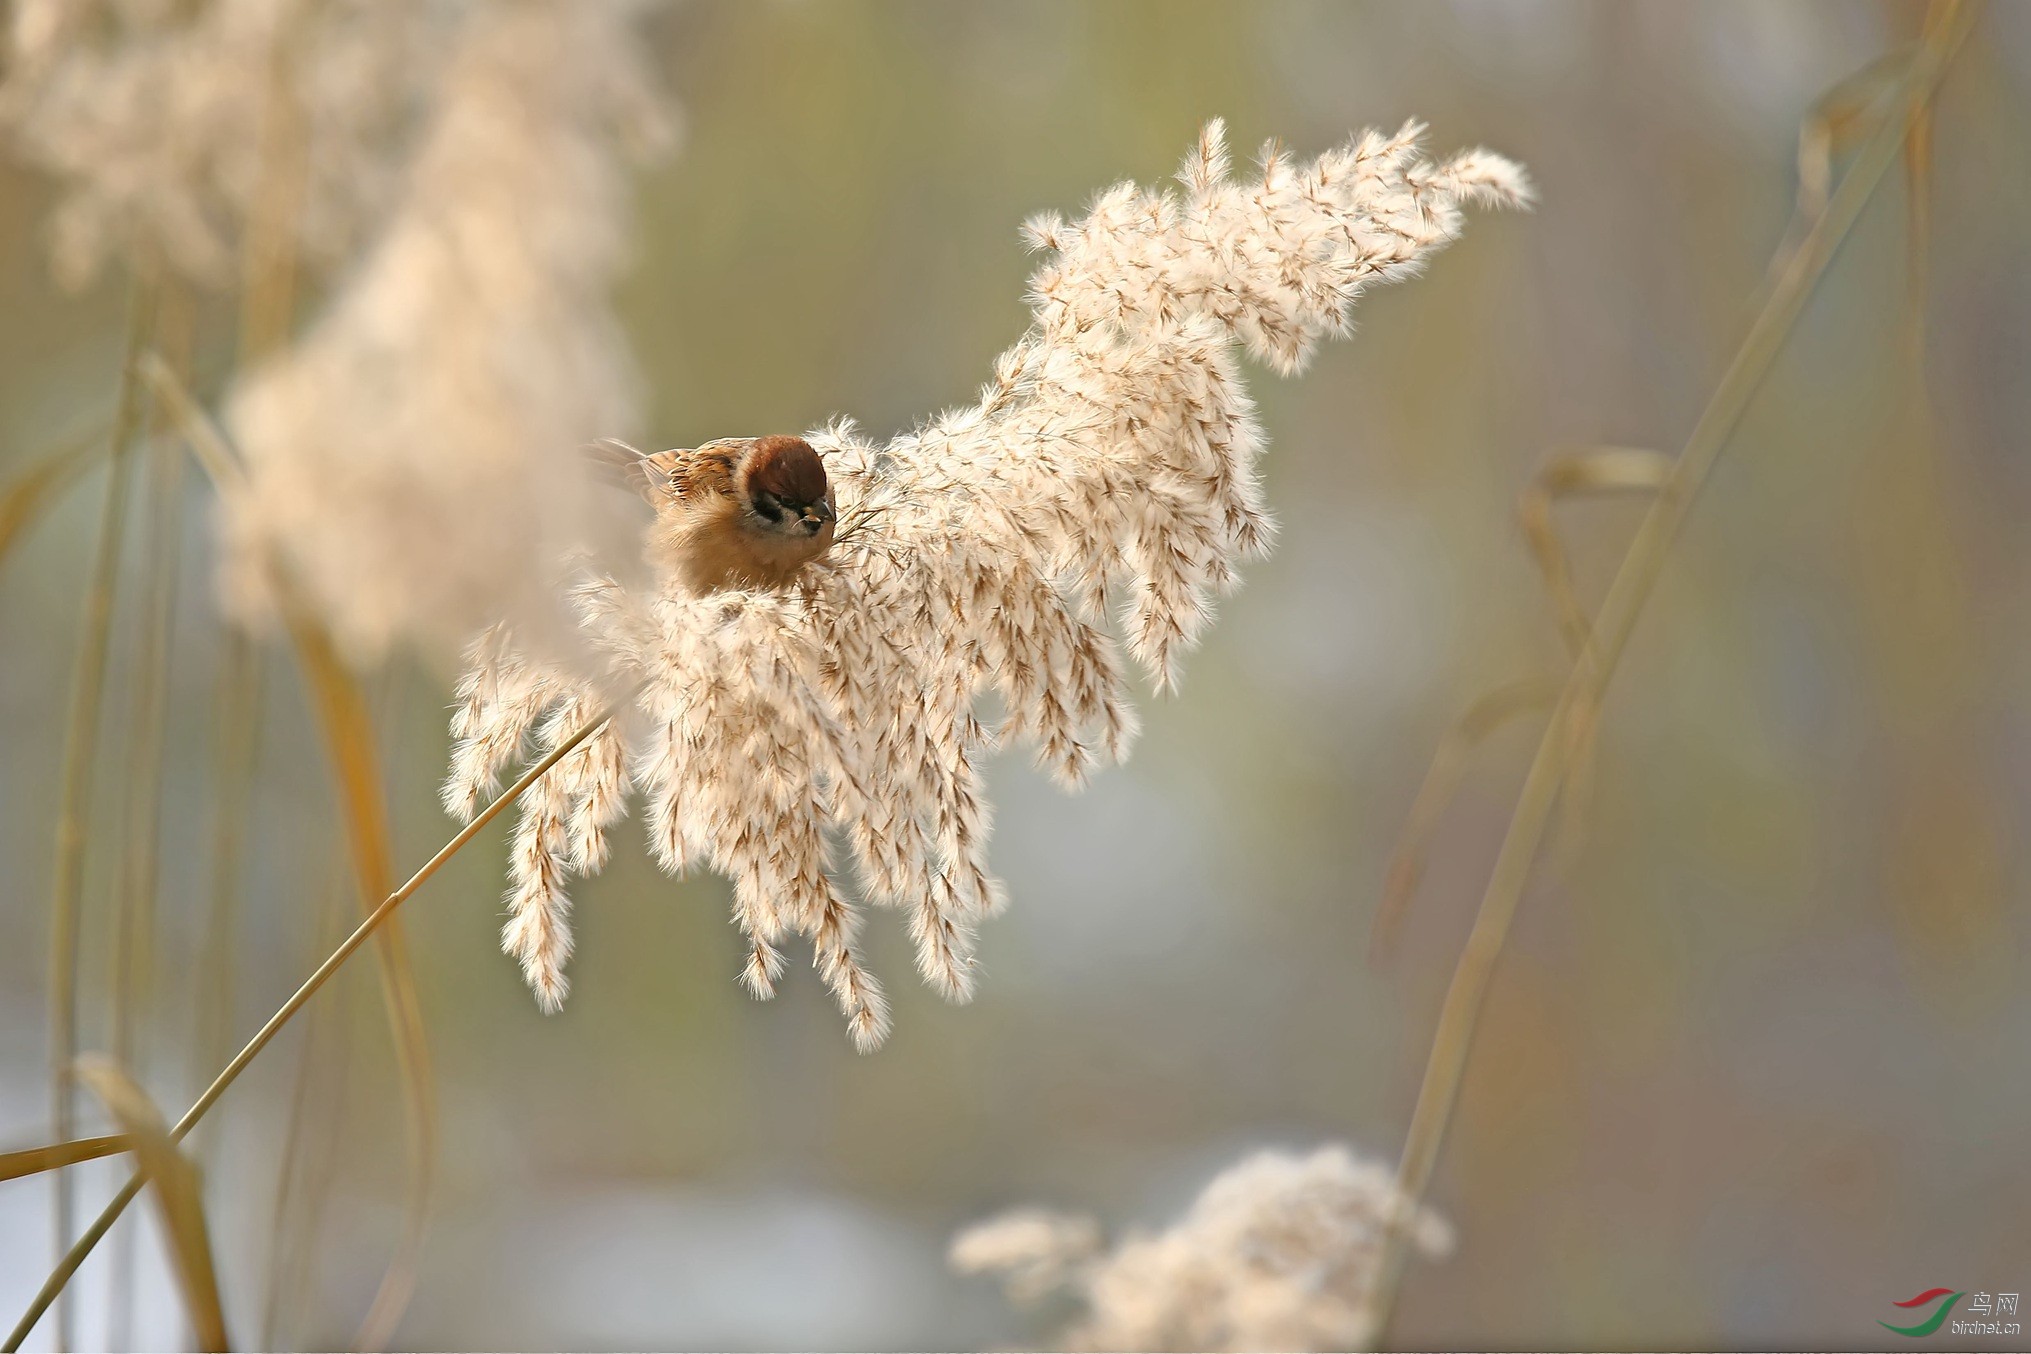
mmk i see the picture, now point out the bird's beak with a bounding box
[806,501,837,528]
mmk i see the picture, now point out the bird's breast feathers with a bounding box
[654,497,828,593]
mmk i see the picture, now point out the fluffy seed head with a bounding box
[219,0,674,664]
[0,0,450,288]
[445,120,1528,1045]
[951,1144,1453,1352]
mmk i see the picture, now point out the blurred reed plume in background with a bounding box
[448,121,1527,1046]
[4,0,672,666]
[224,0,673,665]
[3,0,679,1348]
[0,0,436,291]
[952,1144,1452,1352]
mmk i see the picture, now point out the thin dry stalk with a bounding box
[0,1136,130,1182]
[1368,5,1979,1340]
[0,427,106,569]
[1516,448,1675,659]
[73,1058,230,1353]
[44,274,157,1354]
[1517,445,1676,867]
[144,352,439,1350]
[1370,678,1558,963]
[190,630,262,1149]
[190,2,296,1150]
[1379,450,1675,963]
[1768,48,1910,285]
[285,609,438,1352]
[5,695,622,1351]
[105,281,192,1352]
[260,864,358,1350]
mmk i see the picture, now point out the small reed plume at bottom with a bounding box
[951,1143,1452,1353]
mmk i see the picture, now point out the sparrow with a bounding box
[591,434,838,594]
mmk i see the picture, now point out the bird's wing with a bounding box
[583,438,666,505]
[666,439,749,503]
[584,438,747,508]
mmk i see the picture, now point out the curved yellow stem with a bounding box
[1369,4,1980,1340]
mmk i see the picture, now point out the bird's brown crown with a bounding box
[744,435,828,505]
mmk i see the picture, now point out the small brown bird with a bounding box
[592,434,838,593]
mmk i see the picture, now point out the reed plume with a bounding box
[447,120,1529,1047]
[222,0,673,665]
[0,0,442,289]
[3,0,670,662]
[951,1144,1452,1352]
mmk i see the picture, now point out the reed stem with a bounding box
[0,425,109,571]
[105,280,192,1353]
[284,630,437,1352]
[259,865,356,1349]
[191,631,263,1143]
[1370,4,1978,1340]
[6,700,622,1352]
[44,277,158,1353]
[146,348,442,1348]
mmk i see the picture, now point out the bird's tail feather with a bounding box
[583,438,663,502]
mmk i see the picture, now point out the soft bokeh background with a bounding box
[4,1,2031,1348]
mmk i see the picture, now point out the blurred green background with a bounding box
[4,1,2031,1348]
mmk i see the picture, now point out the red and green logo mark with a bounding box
[1881,1289,1964,1338]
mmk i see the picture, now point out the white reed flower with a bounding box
[949,1208,1103,1305]
[952,1144,1453,1352]
[446,120,1529,1045]
[0,0,446,288]
[221,0,673,664]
